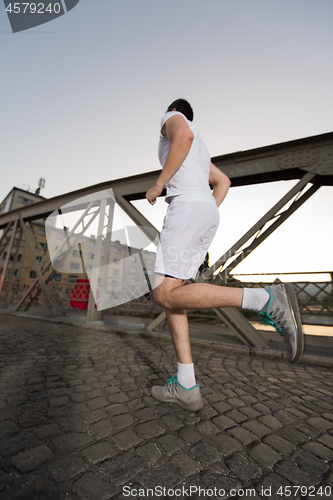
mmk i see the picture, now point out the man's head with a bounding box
[167,99,194,122]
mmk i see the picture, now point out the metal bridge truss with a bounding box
[0,131,332,349]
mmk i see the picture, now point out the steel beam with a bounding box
[0,222,14,255]
[216,179,322,284]
[4,225,23,308]
[98,199,115,312]
[207,172,316,280]
[86,199,107,322]
[2,131,333,231]
[18,215,56,317]
[112,189,160,245]
[0,220,17,296]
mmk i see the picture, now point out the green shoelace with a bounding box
[259,311,285,336]
[165,376,177,385]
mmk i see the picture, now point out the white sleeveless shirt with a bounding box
[158,111,213,203]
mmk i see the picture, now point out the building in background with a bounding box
[0,187,46,280]
[0,187,156,300]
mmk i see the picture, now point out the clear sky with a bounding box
[1,0,332,278]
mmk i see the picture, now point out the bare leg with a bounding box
[154,277,243,370]
[154,277,244,311]
[165,308,192,364]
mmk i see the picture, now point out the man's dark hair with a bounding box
[167,99,194,121]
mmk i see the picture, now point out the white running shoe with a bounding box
[151,376,204,411]
[259,283,304,363]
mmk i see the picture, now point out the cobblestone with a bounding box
[158,433,185,454]
[226,452,262,481]
[263,434,296,454]
[112,429,142,449]
[1,314,333,499]
[10,444,53,473]
[83,442,118,464]
[135,442,161,465]
[178,425,201,444]
[52,431,92,452]
[72,472,116,500]
[99,452,145,486]
[226,426,258,445]
[213,415,235,430]
[48,454,88,482]
[291,448,328,476]
[242,420,272,437]
[169,453,203,477]
[248,442,281,468]
[189,442,221,465]
[275,460,320,487]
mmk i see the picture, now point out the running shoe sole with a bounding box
[283,283,304,363]
[151,387,204,411]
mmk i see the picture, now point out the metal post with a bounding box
[98,198,115,312]
[0,220,17,296]
[86,199,107,322]
[0,222,14,256]
[4,225,23,308]
[18,215,56,317]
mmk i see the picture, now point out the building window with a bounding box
[86,265,93,271]
[129,267,136,273]
[130,256,137,262]
[30,270,37,278]
[112,269,119,276]
[114,247,121,254]
[57,233,65,240]
[113,258,120,264]
[17,196,34,205]
[111,280,118,284]
[89,240,96,248]
[88,253,94,260]
[53,274,61,280]
[36,256,42,263]
[3,252,7,260]
[20,240,25,247]
[36,242,47,250]
[14,269,18,276]
[72,250,81,257]
[68,275,78,282]
[38,228,46,236]
[70,262,80,270]
[17,254,22,262]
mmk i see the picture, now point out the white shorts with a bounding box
[154,194,219,280]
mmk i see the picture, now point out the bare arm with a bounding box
[209,162,231,207]
[146,115,194,205]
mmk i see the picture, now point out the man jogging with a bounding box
[145,99,304,411]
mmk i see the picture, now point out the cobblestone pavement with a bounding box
[1,315,333,500]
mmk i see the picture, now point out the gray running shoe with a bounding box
[259,283,304,363]
[151,376,204,411]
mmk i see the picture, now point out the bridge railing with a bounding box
[1,272,332,326]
